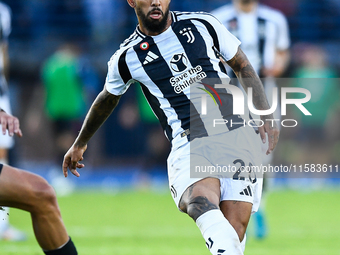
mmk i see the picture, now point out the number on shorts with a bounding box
[232,159,257,184]
[232,159,246,181]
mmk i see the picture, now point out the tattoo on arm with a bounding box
[227,47,271,118]
[75,89,121,147]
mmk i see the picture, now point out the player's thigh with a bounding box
[0,165,52,210]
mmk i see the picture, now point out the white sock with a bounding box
[0,158,10,234]
[0,207,10,233]
[196,209,243,255]
[240,234,246,252]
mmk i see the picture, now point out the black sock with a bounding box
[44,237,77,255]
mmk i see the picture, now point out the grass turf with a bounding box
[1,189,340,255]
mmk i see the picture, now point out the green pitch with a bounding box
[2,189,340,255]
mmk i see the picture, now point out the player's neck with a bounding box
[235,2,258,13]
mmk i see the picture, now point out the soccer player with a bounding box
[0,110,77,254]
[0,1,27,240]
[63,0,279,254]
[212,0,290,79]
[212,0,290,238]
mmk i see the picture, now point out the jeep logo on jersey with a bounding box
[170,53,188,73]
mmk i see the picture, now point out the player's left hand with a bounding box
[0,110,23,137]
[63,144,87,177]
[258,118,280,155]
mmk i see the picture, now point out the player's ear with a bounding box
[127,0,136,8]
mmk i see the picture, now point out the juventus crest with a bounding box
[180,27,195,43]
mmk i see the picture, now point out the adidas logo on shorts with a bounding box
[240,185,252,197]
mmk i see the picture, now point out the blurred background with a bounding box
[1,0,340,254]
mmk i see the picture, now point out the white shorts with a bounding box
[0,94,14,149]
[167,126,263,214]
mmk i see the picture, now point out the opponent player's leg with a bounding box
[0,95,26,241]
[0,164,77,254]
[0,149,26,241]
[179,178,244,255]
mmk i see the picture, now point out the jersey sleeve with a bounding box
[105,50,133,96]
[210,15,241,61]
[275,12,290,51]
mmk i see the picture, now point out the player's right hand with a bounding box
[258,118,280,155]
[0,110,23,138]
[63,144,87,178]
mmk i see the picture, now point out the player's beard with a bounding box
[239,0,257,4]
[137,6,170,34]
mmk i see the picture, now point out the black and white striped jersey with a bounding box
[212,4,290,75]
[105,11,244,149]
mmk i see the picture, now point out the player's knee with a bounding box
[185,196,218,221]
[30,178,58,213]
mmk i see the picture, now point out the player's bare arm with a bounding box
[0,109,22,138]
[74,88,121,147]
[63,89,121,177]
[227,47,280,154]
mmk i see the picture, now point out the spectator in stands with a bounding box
[292,44,339,143]
[41,43,87,166]
[82,0,127,46]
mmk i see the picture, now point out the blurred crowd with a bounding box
[2,0,340,170]
[4,0,340,42]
